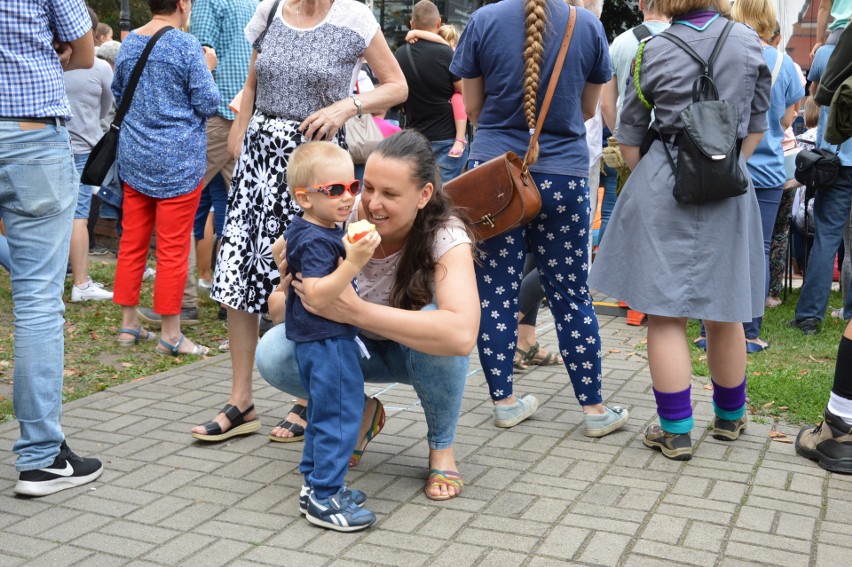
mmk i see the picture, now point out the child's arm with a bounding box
[268,236,288,323]
[449,92,467,157]
[405,29,449,46]
[299,232,381,309]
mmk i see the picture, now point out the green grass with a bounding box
[0,258,229,423]
[688,287,845,426]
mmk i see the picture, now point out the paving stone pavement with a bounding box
[1,311,850,566]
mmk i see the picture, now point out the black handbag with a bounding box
[81,26,173,201]
[794,148,840,189]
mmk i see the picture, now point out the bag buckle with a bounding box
[481,214,496,228]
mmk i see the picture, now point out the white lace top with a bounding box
[246,0,378,120]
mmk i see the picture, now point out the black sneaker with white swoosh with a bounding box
[14,441,103,497]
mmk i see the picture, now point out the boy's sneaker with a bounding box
[712,414,747,441]
[299,485,367,514]
[583,406,629,437]
[14,441,103,497]
[70,278,113,302]
[795,408,852,474]
[305,489,376,532]
[643,425,693,461]
[493,394,539,428]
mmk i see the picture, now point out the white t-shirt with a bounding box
[347,198,472,339]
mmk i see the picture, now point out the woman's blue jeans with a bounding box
[256,307,469,450]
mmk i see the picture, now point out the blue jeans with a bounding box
[0,232,10,273]
[0,120,77,471]
[432,139,468,184]
[256,308,469,450]
[73,152,93,219]
[296,338,364,499]
[796,167,852,322]
[598,163,618,244]
[193,172,227,240]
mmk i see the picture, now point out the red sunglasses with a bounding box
[295,179,361,198]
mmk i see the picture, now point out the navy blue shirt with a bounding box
[450,0,611,177]
[284,216,358,342]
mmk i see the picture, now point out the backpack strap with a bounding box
[632,24,652,42]
[658,19,735,77]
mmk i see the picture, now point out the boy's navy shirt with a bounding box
[284,215,358,342]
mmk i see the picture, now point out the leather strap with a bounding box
[524,6,577,168]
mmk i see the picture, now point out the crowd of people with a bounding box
[3,0,852,535]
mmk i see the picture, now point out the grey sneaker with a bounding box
[584,406,629,437]
[136,306,199,327]
[643,425,693,461]
[712,414,747,441]
[493,394,539,428]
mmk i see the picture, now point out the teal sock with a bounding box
[659,416,693,434]
[713,402,745,420]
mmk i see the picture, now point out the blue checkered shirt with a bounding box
[0,0,92,118]
[190,0,257,121]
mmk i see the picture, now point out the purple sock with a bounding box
[711,377,747,412]
[652,387,692,421]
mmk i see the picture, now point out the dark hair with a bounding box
[148,0,180,15]
[371,130,475,311]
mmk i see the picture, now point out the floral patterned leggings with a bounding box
[474,172,603,405]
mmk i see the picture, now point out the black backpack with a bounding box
[656,21,749,205]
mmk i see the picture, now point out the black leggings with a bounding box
[519,253,544,326]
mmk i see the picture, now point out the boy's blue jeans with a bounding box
[296,338,364,499]
[0,120,76,471]
[256,306,469,451]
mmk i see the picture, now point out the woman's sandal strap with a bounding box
[119,327,141,339]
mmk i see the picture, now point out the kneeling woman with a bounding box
[256,130,479,500]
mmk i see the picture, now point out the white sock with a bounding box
[827,392,852,426]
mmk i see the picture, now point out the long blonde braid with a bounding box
[523,0,547,164]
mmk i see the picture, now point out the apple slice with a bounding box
[347,219,376,243]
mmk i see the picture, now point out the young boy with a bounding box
[284,142,381,532]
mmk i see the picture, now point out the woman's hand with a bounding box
[292,270,362,324]
[299,98,355,142]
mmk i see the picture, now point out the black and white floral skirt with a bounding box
[211,112,344,314]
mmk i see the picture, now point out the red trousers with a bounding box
[113,181,202,315]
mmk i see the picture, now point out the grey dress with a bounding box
[589,16,771,322]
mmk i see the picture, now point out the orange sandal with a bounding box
[425,469,464,501]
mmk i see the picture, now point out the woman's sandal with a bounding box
[155,334,209,357]
[350,397,385,468]
[118,325,156,347]
[424,469,464,501]
[513,348,529,371]
[529,343,563,366]
[269,403,307,443]
[192,403,261,442]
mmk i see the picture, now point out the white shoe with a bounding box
[142,266,156,281]
[198,279,212,291]
[71,278,114,302]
